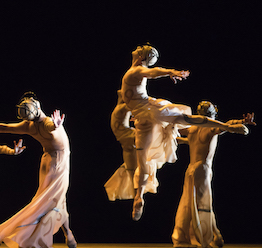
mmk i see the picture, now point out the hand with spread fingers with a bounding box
[243,112,256,126]
[170,70,190,83]
[13,139,26,155]
[51,110,65,128]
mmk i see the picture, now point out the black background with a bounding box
[0,0,261,245]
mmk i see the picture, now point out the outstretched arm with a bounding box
[0,121,30,134]
[0,139,26,155]
[136,66,190,82]
[175,114,249,135]
[226,113,256,126]
[216,112,256,135]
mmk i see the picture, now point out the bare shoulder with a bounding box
[188,126,198,134]
[27,121,37,134]
[126,66,143,76]
[123,66,144,85]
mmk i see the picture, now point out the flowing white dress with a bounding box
[0,117,71,248]
[131,97,191,192]
[172,127,224,247]
[105,83,192,200]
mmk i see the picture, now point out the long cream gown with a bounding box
[0,117,73,248]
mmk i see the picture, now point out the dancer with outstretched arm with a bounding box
[120,44,248,221]
[0,92,76,248]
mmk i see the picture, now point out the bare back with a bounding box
[27,117,69,152]
[187,126,218,166]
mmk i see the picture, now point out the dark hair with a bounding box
[20,91,38,101]
[197,101,218,117]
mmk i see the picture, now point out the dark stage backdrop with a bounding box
[0,1,261,245]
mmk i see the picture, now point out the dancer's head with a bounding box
[197,101,218,118]
[133,43,159,66]
[17,91,41,121]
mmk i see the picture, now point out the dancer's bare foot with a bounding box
[132,197,144,221]
[210,233,224,247]
[66,236,77,248]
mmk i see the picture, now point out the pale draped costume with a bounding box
[0,117,74,248]
[172,127,224,248]
[105,78,192,200]
[173,160,215,247]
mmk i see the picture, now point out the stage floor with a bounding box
[2,244,262,248]
[55,244,262,248]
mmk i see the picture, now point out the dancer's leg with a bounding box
[192,164,213,247]
[172,168,197,247]
[132,123,153,221]
[122,142,137,178]
[61,218,77,248]
[211,212,224,247]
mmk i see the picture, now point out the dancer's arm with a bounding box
[13,139,26,155]
[0,139,26,155]
[0,121,30,134]
[226,113,256,126]
[216,113,256,135]
[0,145,15,155]
[51,110,65,128]
[176,137,189,145]
[135,66,190,82]
[43,110,65,133]
[175,114,249,135]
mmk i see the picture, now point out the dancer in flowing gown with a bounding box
[0,139,25,155]
[105,91,181,200]
[172,101,255,248]
[120,44,248,221]
[0,92,76,248]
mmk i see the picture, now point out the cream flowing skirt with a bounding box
[105,98,191,200]
[0,149,70,248]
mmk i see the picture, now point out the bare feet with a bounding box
[66,236,77,248]
[132,197,144,221]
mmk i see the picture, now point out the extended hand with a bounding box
[51,110,65,128]
[14,139,26,155]
[227,124,249,135]
[243,112,256,126]
[170,70,190,83]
